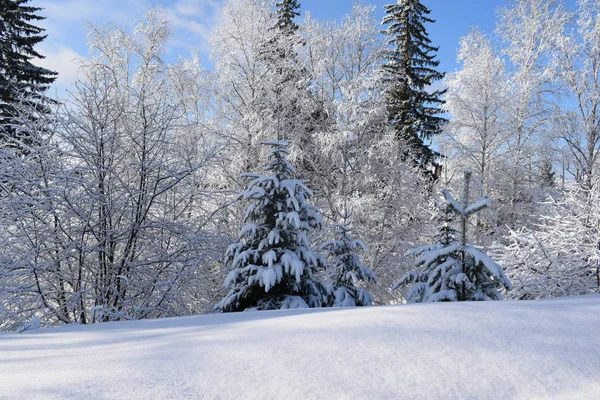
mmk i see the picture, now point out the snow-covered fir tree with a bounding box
[321,212,375,307]
[396,169,512,301]
[395,199,461,302]
[216,141,329,312]
[381,0,446,171]
[262,0,305,142]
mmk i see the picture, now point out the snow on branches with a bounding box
[321,217,375,307]
[217,141,329,311]
[493,183,600,299]
[397,169,511,302]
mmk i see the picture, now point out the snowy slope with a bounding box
[1,297,599,400]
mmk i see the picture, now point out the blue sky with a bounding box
[302,0,506,70]
[34,0,507,93]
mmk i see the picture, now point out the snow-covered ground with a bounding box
[1,296,599,400]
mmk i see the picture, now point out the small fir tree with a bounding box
[321,213,375,307]
[539,159,556,188]
[216,141,329,311]
[396,169,512,301]
[0,0,57,148]
[381,0,446,171]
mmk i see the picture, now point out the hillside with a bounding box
[1,296,599,400]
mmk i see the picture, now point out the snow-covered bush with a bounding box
[494,183,600,299]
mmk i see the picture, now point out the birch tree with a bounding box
[0,8,225,330]
[553,0,600,191]
[497,0,567,218]
[444,28,510,196]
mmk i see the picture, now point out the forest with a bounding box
[1,0,599,332]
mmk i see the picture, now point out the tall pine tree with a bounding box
[0,0,56,148]
[381,0,446,173]
[216,141,329,311]
[262,0,324,182]
[261,0,303,141]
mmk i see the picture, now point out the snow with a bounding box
[442,188,465,215]
[261,265,278,292]
[464,196,492,216]
[286,211,301,228]
[262,249,277,267]
[465,244,513,290]
[414,243,459,267]
[267,228,281,245]
[2,296,600,399]
[239,223,261,237]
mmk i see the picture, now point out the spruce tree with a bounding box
[396,169,512,301]
[381,0,446,172]
[260,0,304,141]
[321,218,375,307]
[0,0,57,148]
[275,0,300,34]
[539,159,556,188]
[262,0,325,183]
[216,141,329,311]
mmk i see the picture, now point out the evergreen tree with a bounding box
[539,159,556,188]
[261,0,304,142]
[263,0,325,182]
[321,214,375,307]
[396,169,512,301]
[216,141,329,311]
[381,0,446,172]
[0,0,57,148]
[275,0,300,34]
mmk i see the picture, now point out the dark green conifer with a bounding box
[381,0,446,173]
[539,159,556,188]
[275,0,300,34]
[0,0,57,149]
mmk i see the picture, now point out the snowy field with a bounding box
[1,296,599,400]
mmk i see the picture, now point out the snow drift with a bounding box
[1,296,599,399]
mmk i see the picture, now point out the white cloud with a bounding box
[36,45,86,96]
[164,0,226,56]
[38,0,227,57]
[31,0,227,91]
